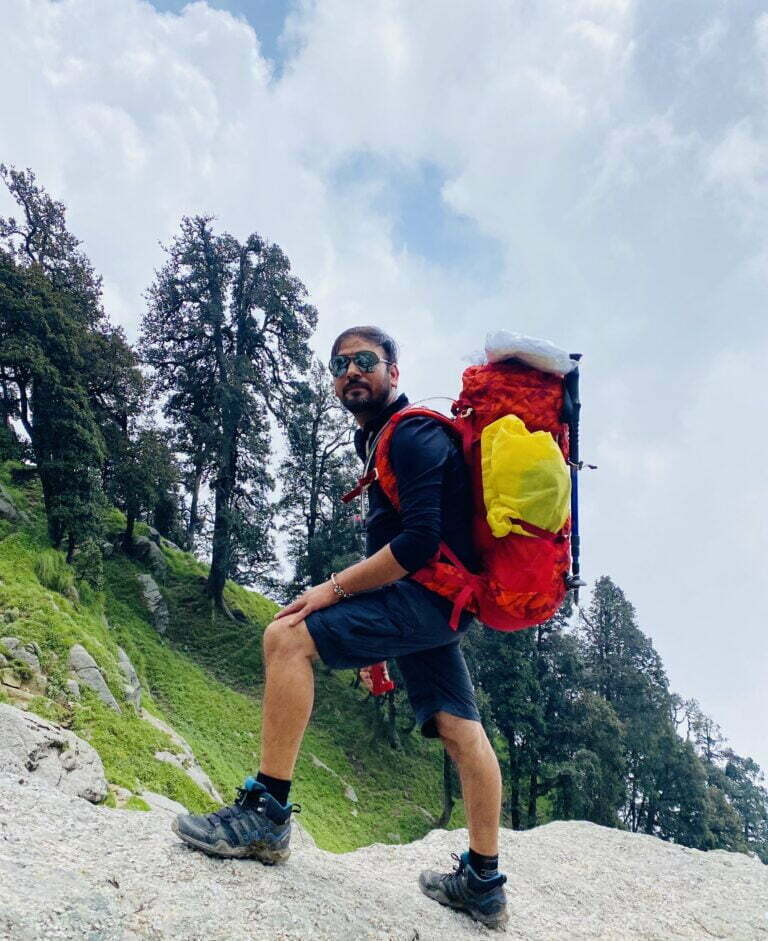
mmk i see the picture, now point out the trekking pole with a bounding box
[565,355,587,603]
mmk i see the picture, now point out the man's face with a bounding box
[332,335,399,419]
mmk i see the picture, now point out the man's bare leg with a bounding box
[170,617,317,860]
[259,618,319,779]
[435,711,501,856]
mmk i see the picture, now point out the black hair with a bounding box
[330,325,399,364]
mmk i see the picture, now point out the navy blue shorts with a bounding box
[305,580,481,738]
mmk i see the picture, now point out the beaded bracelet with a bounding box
[330,572,353,600]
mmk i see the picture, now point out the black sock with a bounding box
[256,771,291,806]
[468,849,499,880]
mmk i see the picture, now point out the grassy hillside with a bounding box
[0,462,464,852]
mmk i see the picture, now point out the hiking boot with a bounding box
[171,777,298,864]
[419,852,508,929]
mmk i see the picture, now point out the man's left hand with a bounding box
[274,580,340,627]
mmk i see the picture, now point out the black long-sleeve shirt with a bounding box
[353,393,477,574]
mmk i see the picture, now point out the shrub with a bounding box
[34,549,76,597]
[73,539,105,593]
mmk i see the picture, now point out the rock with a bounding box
[0,653,7,667]
[310,752,358,803]
[100,540,114,559]
[130,535,167,580]
[3,779,767,941]
[64,678,81,700]
[140,790,188,817]
[29,673,48,695]
[137,574,169,635]
[142,709,222,803]
[160,536,182,551]
[0,636,42,673]
[0,702,107,802]
[117,647,141,711]
[147,527,161,544]
[1,668,22,689]
[1,608,20,624]
[68,645,121,713]
[0,484,29,525]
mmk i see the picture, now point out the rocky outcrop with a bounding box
[0,636,49,698]
[0,483,30,525]
[1,769,767,940]
[1,636,41,672]
[0,703,107,803]
[142,709,222,803]
[68,644,121,713]
[137,574,169,635]
[117,647,141,711]
[130,535,167,580]
[140,790,188,817]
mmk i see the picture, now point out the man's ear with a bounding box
[389,362,400,390]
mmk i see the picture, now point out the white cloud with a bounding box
[1,0,767,770]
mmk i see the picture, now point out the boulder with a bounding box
[0,484,29,525]
[130,535,167,580]
[64,678,81,700]
[140,790,188,817]
[1,668,21,689]
[1,636,42,673]
[0,702,107,802]
[136,574,169,635]
[68,645,121,713]
[117,647,141,711]
[160,536,182,551]
[142,709,222,803]
[147,527,161,544]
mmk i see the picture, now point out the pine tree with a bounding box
[141,215,317,605]
[0,253,104,555]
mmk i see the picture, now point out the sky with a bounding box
[1,0,767,772]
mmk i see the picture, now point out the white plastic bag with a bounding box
[481,331,577,376]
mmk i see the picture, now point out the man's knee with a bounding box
[435,711,487,757]
[263,618,317,662]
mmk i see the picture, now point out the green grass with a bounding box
[0,462,464,851]
[34,549,76,597]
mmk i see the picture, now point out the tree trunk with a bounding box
[124,511,135,548]
[207,428,238,606]
[527,753,539,828]
[384,690,400,749]
[207,473,231,606]
[507,738,521,830]
[66,531,76,564]
[435,749,455,828]
[186,459,204,550]
[645,798,656,835]
[630,772,638,832]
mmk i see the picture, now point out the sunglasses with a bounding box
[328,350,394,378]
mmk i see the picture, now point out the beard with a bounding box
[341,380,391,415]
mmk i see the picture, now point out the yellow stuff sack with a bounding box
[481,414,571,538]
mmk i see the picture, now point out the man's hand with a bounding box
[358,665,374,693]
[274,580,340,627]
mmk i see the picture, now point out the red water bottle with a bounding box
[369,661,395,696]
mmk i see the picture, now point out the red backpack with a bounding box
[343,356,583,632]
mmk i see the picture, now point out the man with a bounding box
[172,326,508,929]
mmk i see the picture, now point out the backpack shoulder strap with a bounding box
[341,406,456,506]
[374,407,457,512]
